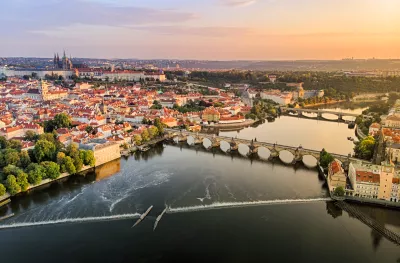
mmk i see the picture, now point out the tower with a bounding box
[38,80,48,100]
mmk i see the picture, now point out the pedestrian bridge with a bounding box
[165,130,353,169]
[280,107,359,120]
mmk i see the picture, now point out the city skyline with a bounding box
[1,0,400,60]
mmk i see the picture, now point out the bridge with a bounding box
[165,129,355,168]
[280,107,359,120]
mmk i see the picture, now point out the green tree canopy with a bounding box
[0,136,8,149]
[41,161,61,180]
[16,172,29,191]
[0,183,6,196]
[27,163,46,185]
[18,150,31,168]
[134,135,142,145]
[148,126,159,139]
[334,186,345,197]
[141,129,150,142]
[354,136,376,160]
[63,156,76,174]
[34,139,56,162]
[5,175,21,195]
[320,149,335,168]
[154,118,164,134]
[4,149,20,166]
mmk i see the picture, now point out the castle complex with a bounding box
[53,51,73,70]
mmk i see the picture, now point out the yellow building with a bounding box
[202,107,220,123]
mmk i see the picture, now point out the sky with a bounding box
[1,0,400,60]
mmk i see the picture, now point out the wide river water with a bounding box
[0,103,399,263]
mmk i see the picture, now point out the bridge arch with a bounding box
[320,113,339,121]
[202,137,212,150]
[257,147,271,160]
[279,150,294,164]
[302,155,318,168]
[238,144,250,156]
[220,140,230,153]
[187,136,195,146]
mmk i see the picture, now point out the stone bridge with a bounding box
[165,129,354,169]
[280,107,359,120]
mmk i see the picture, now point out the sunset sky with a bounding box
[1,0,400,60]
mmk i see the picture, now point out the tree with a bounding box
[0,152,5,168]
[154,118,164,134]
[354,136,376,160]
[148,126,159,139]
[64,156,76,174]
[57,152,67,173]
[74,157,83,172]
[0,183,6,196]
[16,172,29,192]
[18,150,31,168]
[134,135,142,145]
[27,163,46,185]
[34,139,56,162]
[320,149,334,169]
[41,161,60,180]
[25,130,38,141]
[53,113,72,129]
[8,140,22,151]
[85,125,94,134]
[4,149,20,166]
[0,136,8,149]
[5,175,21,195]
[334,186,345,197]
[84,150,95,167]
[141,129,150,142]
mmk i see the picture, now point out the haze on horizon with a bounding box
[1,0,400,60]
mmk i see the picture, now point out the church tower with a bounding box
[38,80,48,100]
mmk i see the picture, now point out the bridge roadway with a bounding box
[166,129,356,164]
[280,107,360,117]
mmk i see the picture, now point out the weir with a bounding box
[0,213,141,230]
[167,198,331,214]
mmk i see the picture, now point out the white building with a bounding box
[261,91,292,105]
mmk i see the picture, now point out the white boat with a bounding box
[131,205,153,228]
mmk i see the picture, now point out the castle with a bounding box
[53,51,73,70]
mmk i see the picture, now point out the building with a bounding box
[348,162,381,199]
[25,80,68,101]
[268,75,277,83]
[379,163,394,200]
[368,123,381,136]
[53,51,73,70]
[261,90,292,105]
[327,159,347,192]
[79,140,121,166]
[0,123,44,139]
[383,113,400,128]
[202,107,220,123]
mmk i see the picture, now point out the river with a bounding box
[0,103,399,263]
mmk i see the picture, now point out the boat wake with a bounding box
[0,213,140,230]
[168,198,330,213]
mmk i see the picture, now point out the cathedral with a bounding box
[53,51,73,70]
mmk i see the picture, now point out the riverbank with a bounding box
[0,165,95,207]
[303,99,346,108]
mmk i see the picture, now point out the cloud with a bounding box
[220,0,257,7]
[0,0,198,30]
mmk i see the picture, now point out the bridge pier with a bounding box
[229,138,238,152]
